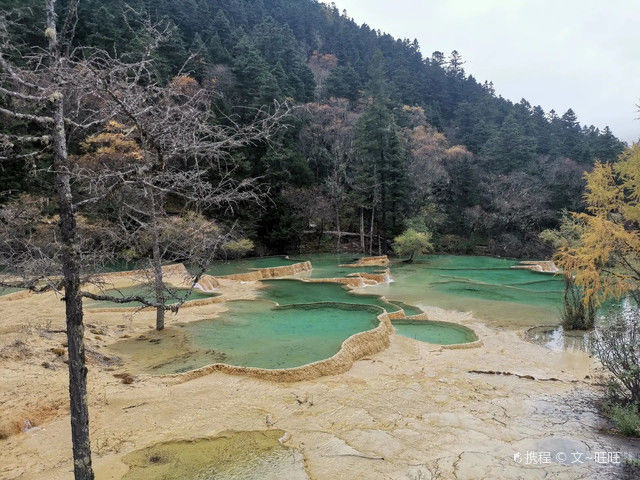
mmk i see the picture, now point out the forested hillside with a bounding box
[1,0,626,257]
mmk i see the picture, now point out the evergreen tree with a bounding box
[483,114,537,173]
[206,33,231,63]
[355,100,408,241]
[232,35,280,105]
[325,65,361,102]
[211,9,234,49]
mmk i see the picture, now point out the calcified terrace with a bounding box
[2,255,637,480]
[89,256,480,382]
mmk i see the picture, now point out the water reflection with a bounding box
[525,297,638,353]
[525,325,594,352]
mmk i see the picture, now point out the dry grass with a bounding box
[113,372,136,384]
[0,340,32,360]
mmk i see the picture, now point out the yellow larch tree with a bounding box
[555,144,640,306]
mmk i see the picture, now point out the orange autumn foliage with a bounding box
[555,144,640,305]
[169,75,200,96]
[75,121,143,170]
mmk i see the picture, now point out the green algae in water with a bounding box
[0,287,22,296]
[85,285,218,309]
[368,255,565,327]
[289,253,383,278]
[393,320,477,345]
[206,256,299,276]
[121,430,309,480]
[112,300,381,373]
[184,301,379,369]
[260,279,399,311]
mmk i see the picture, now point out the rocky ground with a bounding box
[1,270,639,480]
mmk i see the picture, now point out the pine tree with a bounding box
[206,33,231,63]
[483,114,537,172]
[355,100,408,244]
[232,35,280,105]
[212,9,234,49]
[325,65,361,102]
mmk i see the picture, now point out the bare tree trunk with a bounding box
[317,219,324,249]
[369,207,375,256]
[55,105,94,480]
[335,207,341,253]
[380,150,386,240]
[46,2,94,478]
[152,241,165,330]
[377,234,381,256]
[147,189,165,331]
[360,207,365,253]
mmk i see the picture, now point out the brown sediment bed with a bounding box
[0,400,66,440]
[341,255,390,268]
[511,260,560,274]
[349,269,391,284]
[386,310,407,321]
[195,274,219,292]
[163,308,394,384]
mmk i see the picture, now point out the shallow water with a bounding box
[113,301,380,373]
[85,285,218,309]
[290,253,383,278]
[0,287,21,296]
[525,325,594,352]
[121,430,309,480]
[260,279,399,311]
[393,320,477,345]
[206,256,299,276]
[110,254,572,372]
[525,297,634,352]
[366,255,565,328]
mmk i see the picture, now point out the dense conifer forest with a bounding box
[1,0,626,258]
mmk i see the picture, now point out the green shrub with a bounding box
[393,228,433,262]
[607,403,640,437]
[561,276,595,330]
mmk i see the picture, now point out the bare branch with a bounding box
[0,105,54,124]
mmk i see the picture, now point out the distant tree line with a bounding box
[0,0,626,257]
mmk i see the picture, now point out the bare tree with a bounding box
[0,1,96,477]
[67,31,288,327]
[298,99,360,251]
[595,306,640,406]
[0,2,288,478]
